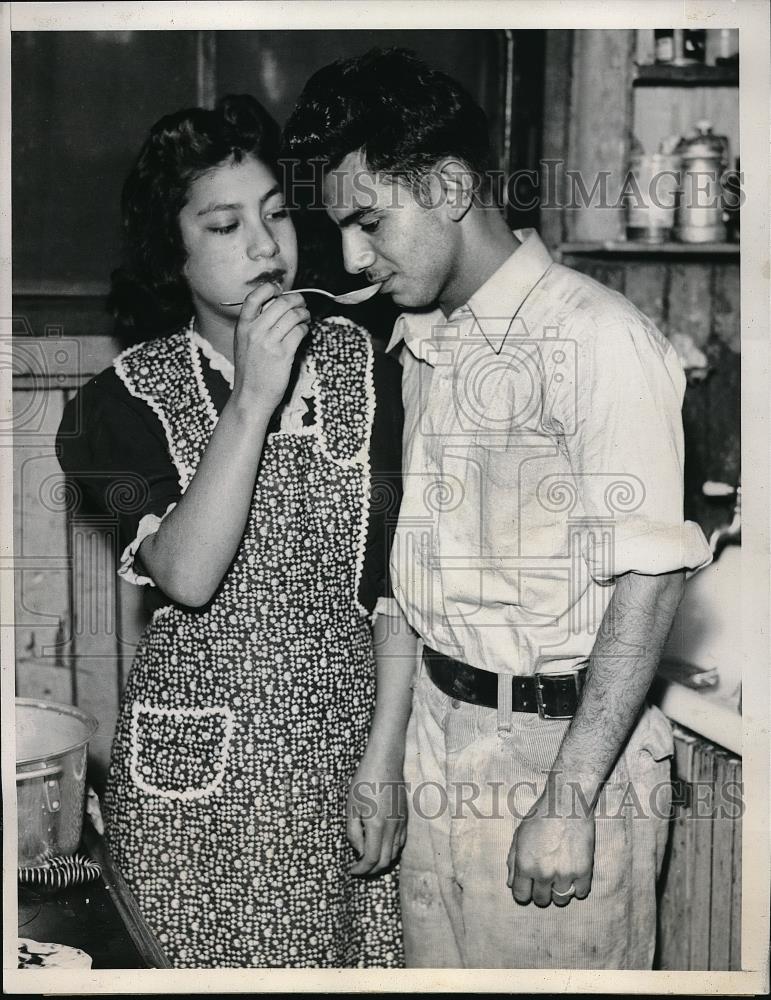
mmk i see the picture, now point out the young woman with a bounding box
[56,95,416,969]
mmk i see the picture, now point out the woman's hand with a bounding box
[344,607,417,875]
[232,283,310,415]
[346,744,407,877]
[136,281,308,607]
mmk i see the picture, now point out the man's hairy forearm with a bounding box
[548,569,685,808]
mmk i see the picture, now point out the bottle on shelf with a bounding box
[654,28,707,65]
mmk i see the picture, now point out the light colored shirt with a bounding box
[387,229,712,676]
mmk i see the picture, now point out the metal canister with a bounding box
[675,121,730,243]
[625,152,681,243]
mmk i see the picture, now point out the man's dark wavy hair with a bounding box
[109,94,281,343]
[282,47,493,197]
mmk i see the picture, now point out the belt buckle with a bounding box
[535,672,581,720]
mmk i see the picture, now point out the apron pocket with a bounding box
[129,703,234,801]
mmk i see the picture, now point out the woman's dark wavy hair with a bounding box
[282,47,493,198]
[109,94,281,343]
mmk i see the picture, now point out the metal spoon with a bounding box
[220,283,382,308]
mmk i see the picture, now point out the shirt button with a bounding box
[451,699,461,710]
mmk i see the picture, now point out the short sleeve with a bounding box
[549,306,712,581]
[117,502,177,585]
[56,366,182,586]
[359,349,404,615]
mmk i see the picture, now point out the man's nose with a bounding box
[246,224,279,260]
[342,231,376,274]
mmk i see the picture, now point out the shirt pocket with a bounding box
[129,703,235,801]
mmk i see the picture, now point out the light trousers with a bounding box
[399,660,673,969]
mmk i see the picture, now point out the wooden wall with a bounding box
[12,334,147,780]
[542,29,741,537]
[560,253,741,537]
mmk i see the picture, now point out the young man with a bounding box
[284,48,712,969]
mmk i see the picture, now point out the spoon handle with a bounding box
[218,289,331,307]
[219,283,381,308]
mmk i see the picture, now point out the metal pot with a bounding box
[15,698,99,866]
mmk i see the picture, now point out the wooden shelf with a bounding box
[633,62,738,87]
[559,240,739,258]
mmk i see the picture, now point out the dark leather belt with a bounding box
[423,646,586,719]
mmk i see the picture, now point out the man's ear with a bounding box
[438,159,476,222]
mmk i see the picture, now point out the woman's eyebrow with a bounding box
[196,187,283,216]
[197,202,241,216]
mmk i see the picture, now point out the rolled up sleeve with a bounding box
[553,308,712,582]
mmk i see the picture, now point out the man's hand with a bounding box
[505,572,685,908]
[506,785,596,907]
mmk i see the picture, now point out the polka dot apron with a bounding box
[103,320,403,968]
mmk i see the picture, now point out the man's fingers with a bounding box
[511,874,533,904]
[551,877,576,907]
[573,874,592,900]
[531,879,553,907]
[506,829,518,888]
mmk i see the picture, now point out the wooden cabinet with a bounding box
[657,726,742,970]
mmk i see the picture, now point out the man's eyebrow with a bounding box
[260,184,282,204]
[196,186,283,216]
[336,206,373,229]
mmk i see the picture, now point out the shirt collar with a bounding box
[387,228,554,360]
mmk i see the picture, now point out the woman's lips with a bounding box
[246,268,286,288]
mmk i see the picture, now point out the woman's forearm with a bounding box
[366,604,418,760]
[137,394,273,606]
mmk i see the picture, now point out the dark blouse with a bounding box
[56,337,404,617]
